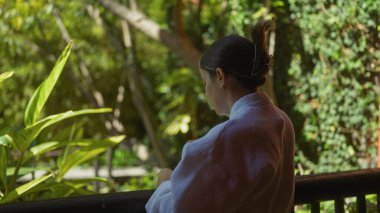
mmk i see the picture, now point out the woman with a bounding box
[146,21,295,213]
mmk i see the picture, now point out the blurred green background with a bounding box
[0,0,379,208]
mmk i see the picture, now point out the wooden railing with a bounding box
[293,168,380,213]
[1,168,380,213]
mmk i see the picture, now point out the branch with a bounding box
[175,0,186,37]
[121,19,169,167]
[87,3,168,167]
[98,0,201,71]
[53,8,125,134]
[85,4,125,53]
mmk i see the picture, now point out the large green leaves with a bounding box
[24,41,73,127]
[57,135,125,178]
[30,138,112,157]
[9,108,112,152]
[0,173,53,204]
[0,37,125,204]
[13,177,109,200]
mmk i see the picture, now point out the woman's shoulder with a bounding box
[217,115,285,150]
[184,121,229,149]
[222,117,262,137]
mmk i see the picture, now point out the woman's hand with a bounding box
[157,168,172,186]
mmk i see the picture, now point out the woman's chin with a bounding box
[214,109,228,117]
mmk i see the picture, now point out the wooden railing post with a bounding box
[294,169,380,212]
[334,197,344,213]
[311,202,320,213]
[356,194,366,213]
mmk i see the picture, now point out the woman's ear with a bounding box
[215,68,225,87]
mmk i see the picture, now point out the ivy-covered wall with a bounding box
[286,0,380,173]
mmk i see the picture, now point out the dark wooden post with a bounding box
[334,197,344,213]
[311,202,320,213]
[356,194,366,213]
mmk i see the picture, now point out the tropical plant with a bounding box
[0,42,124,204]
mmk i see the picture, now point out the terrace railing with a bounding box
[293,168,380,213]
[1,168,380,213]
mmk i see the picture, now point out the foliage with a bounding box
[0,42,124,204]
[288,0,380,173]
[0,0,379,207]
[121,172,156,192]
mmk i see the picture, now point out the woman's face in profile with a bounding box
[199,68,224,115]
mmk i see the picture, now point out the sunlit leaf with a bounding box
[25,181,73,200]
[0,71,14,83]
[30,141,61,156]
[24,41,73,127]
[6,167,49,178]
[60,177,111,196]
[36,178,109,198]
[57,135,125,178]
[0,134,13,148]
[164,114,191,135]
[0,173,53,204]
[0,146,8,191]
[30,138,116,157]
[9,108,112,152]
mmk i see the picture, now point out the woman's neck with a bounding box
[225,87,255,116]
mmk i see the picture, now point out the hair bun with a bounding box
[250,20,275,81]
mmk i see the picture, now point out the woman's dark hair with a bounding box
[200,20,274,91]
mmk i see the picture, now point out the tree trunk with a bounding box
[377,77,380,167]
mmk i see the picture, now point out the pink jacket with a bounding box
[146,92,295,213]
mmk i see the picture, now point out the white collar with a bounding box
[229,92,272,119]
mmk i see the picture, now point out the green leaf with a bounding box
[9,108,112,152]
[6,167,49,178]
[57,135,125,178]
[48,182,78,198]
[4,181,80,200]
[49,181,93,198]
[0,134,13,148]
[26,178,108,199]
[29,137,114,157]
[0,173,53,204]
[0,146,8,191]
[64,177,110,185]
[0,71,14,83]
[24,41,73,127]
[60,177,111,196]
[17,181,70,200]
[30,141,61,156]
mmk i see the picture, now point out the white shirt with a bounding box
[146,92,295,213]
